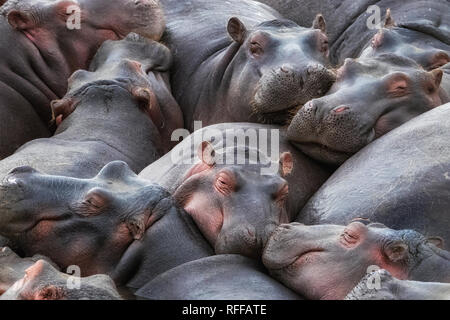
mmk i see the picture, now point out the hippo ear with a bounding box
[384,9,396,28]
[198,141,216,166]
[384,240,409,263]
[279,152,293,177]
[126,215,147,241]
[51,98,76,127]
[6,10,35,30]
[312,14,326,33]
[429,69,443,88]
[227,17,247,44]
[427,236,445,249]
[131,87,165,130]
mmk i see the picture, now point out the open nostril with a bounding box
[7,166,37,176]
[280,64,292,74]
[333,106,350,114]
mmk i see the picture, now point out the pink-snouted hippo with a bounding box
[263,222,450,300]
[0,0,165,159]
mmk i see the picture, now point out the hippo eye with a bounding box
[341,230,359,246]
[250,42,264,57]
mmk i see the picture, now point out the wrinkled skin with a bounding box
[0,0,165,159]
[346,269,450,300]
[0,34,180,180]
[1,259,122,300]
[288,54,447,165]
[0,161,171,277]
[298,103,450,248]
[160,0,335,130]
[139,123,331,258]
[136,255,302,300]
[257,0,450,65]
[263,222,450,300]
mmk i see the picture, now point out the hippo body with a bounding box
[0,35,180,180]
[299,103,450,249]
[160,0,335,130]
[0,0,165,159]
[136,255,302,300]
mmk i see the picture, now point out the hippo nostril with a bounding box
[307,64,319,75]
[7,166,37,176]
[333,106,349,114]
[280,65,290,73]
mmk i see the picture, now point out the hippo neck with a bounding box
[117,205,213,291]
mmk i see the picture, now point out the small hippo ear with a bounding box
[126,215,147,241]
[227,17,247,44]
[51,98,76,127]
[427,236,445,249]
[384,240,409,263]
[131,87,165,130]
[312,14,326,33]
[384,9,396,28]
[198,141,216,166]
[6,10,35,30]
[279,152,293,177]
[429,69,443,88]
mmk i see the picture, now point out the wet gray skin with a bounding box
[263,222,450,300]
[287,54,447,165]
[0,0,165,159]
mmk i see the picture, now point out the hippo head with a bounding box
[173,142,294,259]
[1,259,122,300]
[287,54,444,165]
[50,33,173,130]
[0,161,171,276]
[262,221,446,300]
[360,9,450,71]
[226,15,335,124]
[1,0,165,40]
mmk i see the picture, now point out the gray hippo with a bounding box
[0,34,181,180]
[1,259,122,300]
[159,0,336,130]
[287,54,447,165]
[346,269,450,300]
[0,0,165,159]
[263,221,450,300]
[257,0,449,65]
[139,123,331,257]
[136,255,302,300]
[298,103,450,248]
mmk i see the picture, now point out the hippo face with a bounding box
[1,0,165,41]
[287,54,444,165]
[174,142,293,258]
[1,259,122,300]
[227,15,335,124]
[263,222,444,300]
[0,161,171,275]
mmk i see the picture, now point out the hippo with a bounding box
[346,269,450,300]
[257,1,450,65]
[287,54,447,165]
[0,161,213,296]
[0,34,181,180]
[298,103,450,248]
[139,123,331,257]
[1,259,122,300]
[136,255,302,300]
[0,0,165,159]
[159,0,336,130]
[263,221,450,300]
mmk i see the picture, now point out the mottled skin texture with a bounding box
[257,0,450,65]
[298,103,450,249]
[160,0,335,130]
[139,123,331,258]
[346,269,450,300]
[0,35,179,180]
[1,259,122,300]
[287,54,447,165]
[0,0,165,159]
[263,222,450,300]
[136,254,302,300]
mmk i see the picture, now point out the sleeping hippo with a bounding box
[139,123,331,257]
[257,0,449,65]
[287,54,447,165]
[136,255,302,300]
[298,103,450,247]
[1,259,122,300]
[0,161,213,296]
[0,0,165,159]
[263,222,450,300]
[159,0,335,130]
[346,269,450,300]
[0,34,181,180]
